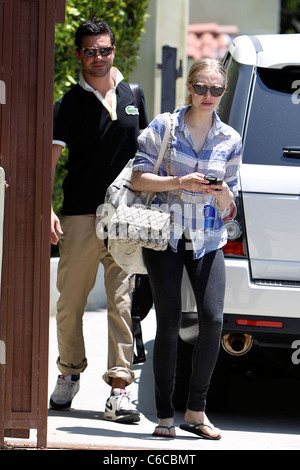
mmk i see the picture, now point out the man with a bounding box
[49,19,147,423]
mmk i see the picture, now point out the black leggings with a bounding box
[143,238,225,419]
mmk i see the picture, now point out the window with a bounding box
[243,67,300,166]
[219,57,253,136]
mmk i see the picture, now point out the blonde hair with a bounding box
[186,58,227,106]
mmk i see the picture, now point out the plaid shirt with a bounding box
[132,107,242,259]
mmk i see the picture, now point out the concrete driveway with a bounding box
[4,307,300,452]
[47,308,300,451]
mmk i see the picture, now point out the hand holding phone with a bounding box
[205,176,223,185]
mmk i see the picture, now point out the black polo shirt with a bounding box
[53,79,147,215]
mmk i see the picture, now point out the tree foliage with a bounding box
[53,0,149,213]
[281,0,300,33]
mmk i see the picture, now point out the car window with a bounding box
[243,67,300,166]
[219,54,238,124]
[219,57,252,135]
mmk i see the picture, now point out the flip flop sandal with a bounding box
[180,422,221,440]
[152,425,176,438]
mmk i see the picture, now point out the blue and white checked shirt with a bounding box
[132,107,242,259]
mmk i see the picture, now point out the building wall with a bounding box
[130,0,189,121]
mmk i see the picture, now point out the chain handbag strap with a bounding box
[143,112,174,207]
[165,113,175,208]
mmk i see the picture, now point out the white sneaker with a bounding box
[49,375,80,410]
[104,388,140,423]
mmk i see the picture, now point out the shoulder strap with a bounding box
[153,113,172,175]
[129,82,148,130]
[129,83,142,112]
[144,113,173,206]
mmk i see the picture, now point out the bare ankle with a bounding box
[111,378,127,392]
[185,409,205,424]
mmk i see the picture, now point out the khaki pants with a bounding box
[56,215,135,385]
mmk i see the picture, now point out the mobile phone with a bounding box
[205,176,223,185]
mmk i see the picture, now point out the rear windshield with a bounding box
[243,67,300,166]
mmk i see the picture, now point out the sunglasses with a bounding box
[191,84,226,97]
[80,46,114,58]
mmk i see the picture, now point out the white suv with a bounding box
[175,34,300,410]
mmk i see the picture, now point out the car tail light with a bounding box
[224,240,245,256]
[225,219,242,240]
[235,319,283,328]
[222,195,247,257]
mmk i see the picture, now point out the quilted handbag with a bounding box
[96,113,174,274]
[110,202,170,250]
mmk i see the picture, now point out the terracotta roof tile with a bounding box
[187,23,239,59]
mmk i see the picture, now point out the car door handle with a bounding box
[283,147,300,158]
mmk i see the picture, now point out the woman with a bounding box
[132,59,242,439]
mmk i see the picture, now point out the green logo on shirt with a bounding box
[125,105,139,116]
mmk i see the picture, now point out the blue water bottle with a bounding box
[203,204,215,231]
